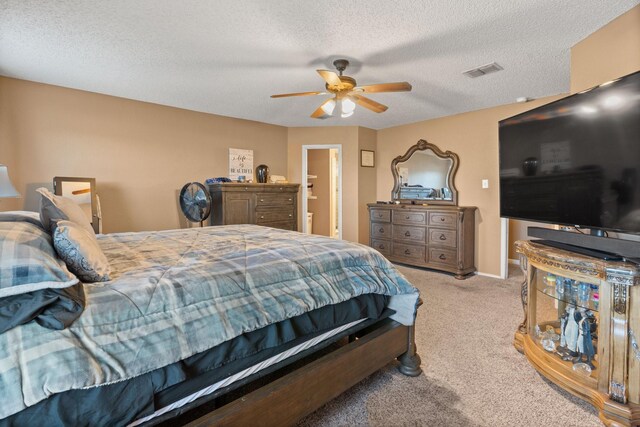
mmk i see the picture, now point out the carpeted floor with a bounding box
[298,265,601,427]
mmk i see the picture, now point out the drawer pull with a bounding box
[260,215,265,219]
[405,216,411,220]
[378,213,383,217]
[404,231,411,237]
[289,214,292,218]
[379,227,385,233]
[404,249,411,255]
[288,198,292,201]
[440,217,445,221]
[378,244,385,250]
[260,199,264,202]
[439,254,447,260]
[439,234,447,240]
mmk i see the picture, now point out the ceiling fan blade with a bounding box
[271,91,326,98]
[351,94,388,113]
[317,70,342,87]
[310,98,335,119]
[355,82,412,93]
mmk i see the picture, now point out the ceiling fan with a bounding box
[271,59,412,119]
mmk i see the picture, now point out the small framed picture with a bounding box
[361,150,375,168]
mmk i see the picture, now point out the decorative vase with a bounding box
[256,164,269,183]
[522,157,538,176]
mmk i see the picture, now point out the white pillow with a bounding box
[53,220,110,283]
[36,187,95,236]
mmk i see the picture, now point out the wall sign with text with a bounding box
[229,148,254,181]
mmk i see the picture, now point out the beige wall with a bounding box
[571,5,640,93]
[377,96,563,276]
[307,149,331,236]
[0,77,288,233]
[358,127,377,244]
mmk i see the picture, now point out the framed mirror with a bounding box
[391,140,459,205]
[53,176,100,234]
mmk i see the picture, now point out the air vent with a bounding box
[463,62,503,78]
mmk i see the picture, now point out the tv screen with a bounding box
[499,70,640,235]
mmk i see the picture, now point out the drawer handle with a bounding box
[404,231,411,237]
[260,199,264,202]
[289,214,292,217]
[439,254,447,260]
[260,215,265,219]
[379,227,385,233]
[404,249,411,255]
[439,234,447,240]
[440,217,445,221]
[288,198,292,201]
[378,244,385,250]
[378,213,383,217]
[405,216,411,220]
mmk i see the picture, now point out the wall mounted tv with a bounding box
[499,70,640,235]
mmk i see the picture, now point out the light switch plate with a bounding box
[482,179,489,189]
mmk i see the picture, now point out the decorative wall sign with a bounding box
[361,150,375,167]
[229,148,254,181]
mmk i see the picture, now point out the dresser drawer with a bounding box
[256,193,295,207]
[370,208,391,223]
[393,211,427,225]
[371,223,392,239]
[428,228,457,248]
[256,210,295,223]
[428,212,457,229]
[371,239,392,256]
[261,220,296,231]
[429,248,458,267]
[393,243,426,262]
[393,225,426,243]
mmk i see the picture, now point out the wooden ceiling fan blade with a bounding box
[355,82,412,93]
[271,91,326,98]
[310,98,335,119]
[351,94,388,113]
[317,70,342,87]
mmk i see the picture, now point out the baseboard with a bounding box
[508,258,521,266]
[476,272,503,279]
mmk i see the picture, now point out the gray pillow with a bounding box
[53,220,110,283]
[0,221,78,298]
[0,210,43,228]
[36,187,95,236]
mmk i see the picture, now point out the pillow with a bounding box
[36,187,95,236]
[53,220,110,282]
[0,221,78,298]
[0,210,43,228]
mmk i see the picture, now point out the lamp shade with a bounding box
[0,165,20,198]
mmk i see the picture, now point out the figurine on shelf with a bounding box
[559,305,580,360]
[574,309,596,369]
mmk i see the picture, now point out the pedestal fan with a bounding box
[179,182,212,227]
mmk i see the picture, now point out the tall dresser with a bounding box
[208,183,300,231]
[368,204,476,279]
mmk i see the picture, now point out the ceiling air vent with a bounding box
[463,62,503,78]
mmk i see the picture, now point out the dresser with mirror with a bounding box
[368,140,476,279]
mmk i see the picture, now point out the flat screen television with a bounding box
[499,70,640,235]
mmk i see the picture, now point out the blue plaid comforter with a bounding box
[0,225,418,419]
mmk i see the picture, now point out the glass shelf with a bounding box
[536,272,599,313]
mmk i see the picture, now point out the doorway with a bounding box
[302,145,342,239]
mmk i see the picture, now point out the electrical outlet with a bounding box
[482,179,489,189]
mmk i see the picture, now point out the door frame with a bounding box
[301,144,343,239]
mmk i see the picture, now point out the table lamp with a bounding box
[0,164,20,199]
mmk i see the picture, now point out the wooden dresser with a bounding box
[368,203,476,279]
[208,183,300,231]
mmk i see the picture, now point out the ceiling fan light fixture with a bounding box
[322,98,336,115]
[341,97,356,118]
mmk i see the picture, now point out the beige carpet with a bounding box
[298,265,601,427]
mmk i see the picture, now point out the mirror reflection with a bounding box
[53,176,100,233]
[396,149,453,200]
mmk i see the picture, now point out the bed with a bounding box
[0,213,421,426]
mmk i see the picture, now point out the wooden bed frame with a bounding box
[149,303,422,427]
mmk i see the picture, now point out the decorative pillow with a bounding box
[0,221,78,298]
[36,187,95,236]
[53,220,110,282]
[0,210,43,228]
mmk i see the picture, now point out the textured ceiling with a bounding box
[1,1,638,129]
